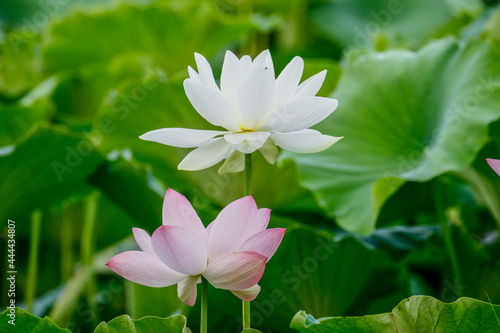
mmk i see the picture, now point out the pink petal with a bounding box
[487,158,500,177]
[177,275,200,306]
[256,208,271,230]
[208,196,264,261]
[203,251,267,290]
[231,284,261,301]
[152,226,208,275]
[205,208,269,238]
[132,228,153,253]
[106,251,185,287]
[238,228,285,262]
[162,189,207,242]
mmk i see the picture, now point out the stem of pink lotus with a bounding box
[242,153,252,330]
[201,277,208,333]
[26,210,42,313]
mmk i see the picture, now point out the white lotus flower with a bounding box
[140,50,342,172]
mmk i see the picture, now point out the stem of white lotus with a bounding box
[244,153,252,196]
[243,153,253,330]
[238,0,256,56]
[201,277,208,333]
[26,209,42,313]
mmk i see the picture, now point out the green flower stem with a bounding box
[26,210,42,313]
[280,0,307,50]
[244,153,252,197]
[201,277,208,333]
[81,191,99,265]
[60,207,74,282]
[434,180,463,297]
[81,190,100,324]
[242,153,253,330]
[238,0,256,56]
[243,300,251,329]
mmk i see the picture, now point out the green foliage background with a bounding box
[1,0,500,332]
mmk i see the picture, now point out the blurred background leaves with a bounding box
[1,0,500,332]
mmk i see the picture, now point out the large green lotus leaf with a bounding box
[92,76,320,214]
[51,55,157,121]
[89,154,220,232]
[88,155,165,232]
[42,2,251,74]
[94,314,191,333]
[255,226,397,331]
[484,5,500,46]
[0,124,103,225]
[282,38,500,235]
[0,99,53,146]
[290,296,500,332]
[0,308,70,332]
[0,32,44,99]
[0,0,115,29]
[359,225,440,253]
[311,0,482,50]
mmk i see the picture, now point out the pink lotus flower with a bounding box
[106,189,285,306]
[487,158,500,176]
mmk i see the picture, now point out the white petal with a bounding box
[253,50,274,75]
[271,129,343,153]
[259,139,279,165]
[260,97,338,132]
[194,53,219,90]
[236,63,276,129]
[140,128,227,148]
[106,251,186,288]
[231,284,261,301]
[187,66,202,83]
[240,55,253,75]
[293,70,327,100]
[218,150,245,174]
[184,79,240,131]
[178,275,200,306]
[220,50,243,106]
[224,132,270,154]
[178,137,232,171]
[274,56,304,107]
